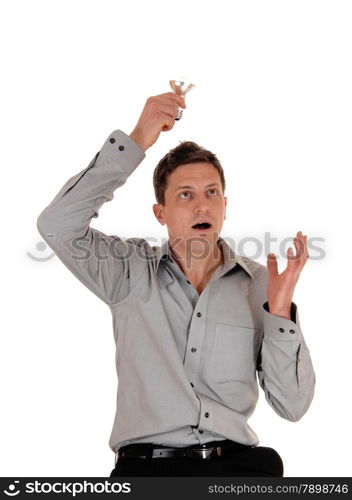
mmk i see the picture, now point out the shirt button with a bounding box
[196,312,202,317]
[190,382,194,387]
[289,329,295,334]
[109,138,115,143]
[119,145,125,151]
[204,412,209,418]
[199,430,204,434]
[186,280,191,284]
[279,328,285,333]
[191,347,197,353]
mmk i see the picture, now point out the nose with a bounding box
[194,194,211,214]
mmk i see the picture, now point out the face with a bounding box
[153,162,227,256]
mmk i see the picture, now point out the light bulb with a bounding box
[169,77,195,120]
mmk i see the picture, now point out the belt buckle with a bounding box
[192,445,221,460]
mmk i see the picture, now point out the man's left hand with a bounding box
[266,231,309,320]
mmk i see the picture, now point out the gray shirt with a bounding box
[37,129,316,455]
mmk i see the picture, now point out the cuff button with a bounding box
[279,328,285,333]
[119,145,125,151]
[109,137,116,143]
[289,329,295,334]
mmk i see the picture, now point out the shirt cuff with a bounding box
[98,129,146,176]
[263,301,303,342]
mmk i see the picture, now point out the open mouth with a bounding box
[191,222,212,231]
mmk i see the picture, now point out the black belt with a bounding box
[116,439,253,463]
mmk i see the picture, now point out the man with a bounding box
[37,92,316,477]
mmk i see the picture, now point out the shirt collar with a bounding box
[154,236,253,279]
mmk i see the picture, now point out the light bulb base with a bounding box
[175,108,183,120]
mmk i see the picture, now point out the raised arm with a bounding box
[257,233,316,421]
[36,93,186,305]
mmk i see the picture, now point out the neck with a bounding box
[170,236,224,284]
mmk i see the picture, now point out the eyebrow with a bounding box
[176,183,220,191]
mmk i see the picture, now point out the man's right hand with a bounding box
[129,92,186,152]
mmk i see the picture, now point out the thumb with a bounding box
[267,253,278,277]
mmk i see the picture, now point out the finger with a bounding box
[292,234,309,268]
[287,246,301,274]
[157,104,180,119]
[267,253,278,277]
[287,246,295,260]
[150,98,185,119]
[296,233,309,259]
[161,115,177,132]
[158,93,187,109]
[298,231,309,250]
[168,93,187,109]
[293,237,305,259]
[303,234,310,261]
[296,231,305,245]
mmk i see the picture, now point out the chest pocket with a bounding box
[210,323,260,383]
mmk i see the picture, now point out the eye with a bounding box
[208,189,217,196]
[179,191,191,199]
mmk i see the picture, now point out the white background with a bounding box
[1,0,351,477]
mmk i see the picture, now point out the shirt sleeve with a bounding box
[36,130,146,306]
[256,301,316,422]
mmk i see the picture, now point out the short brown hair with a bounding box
[153,141,226,205]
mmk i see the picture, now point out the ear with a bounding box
[224,196,227,220]
[153,203,166,225]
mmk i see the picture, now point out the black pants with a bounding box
[110,443,284,477]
